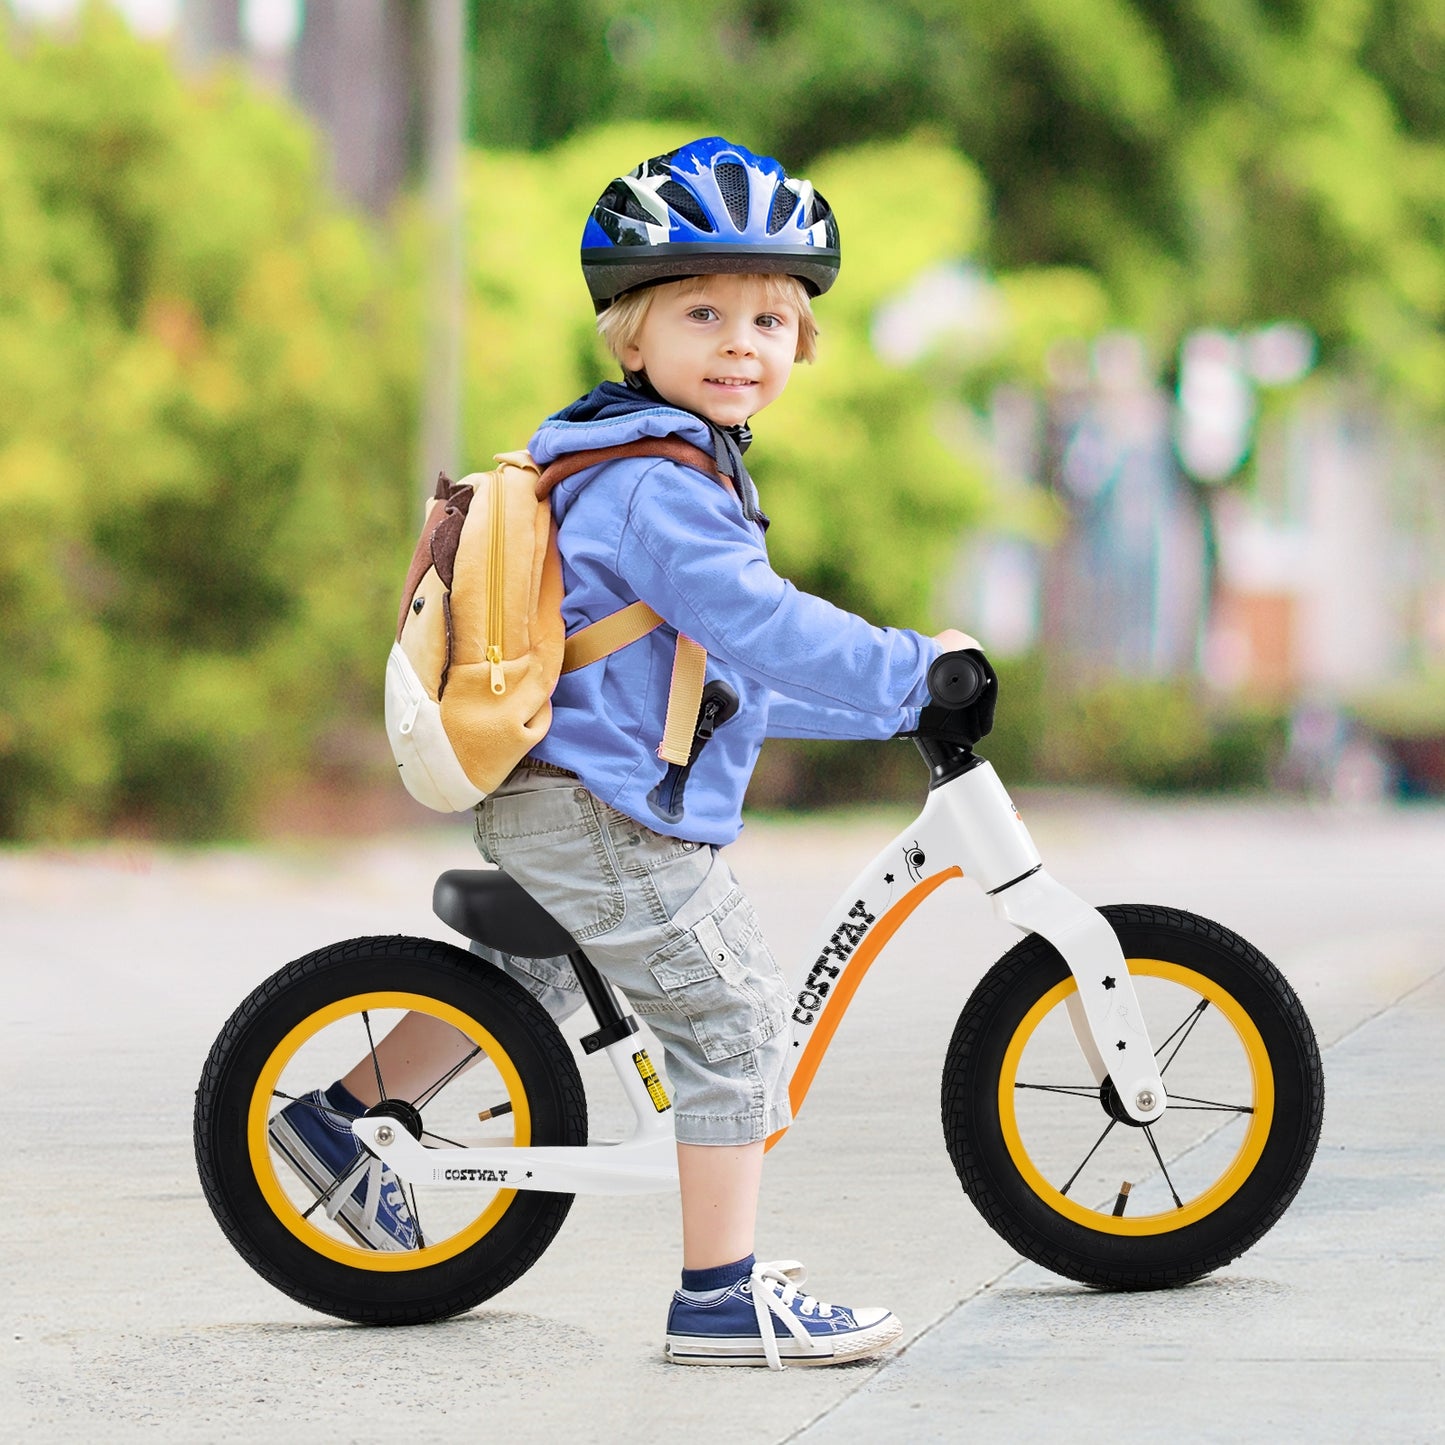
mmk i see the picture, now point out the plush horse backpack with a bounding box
[384,439,721,811]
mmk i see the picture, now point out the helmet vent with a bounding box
[601,180,660,227]
[715,161,751,229]
[767,184,799,235]
[657,180,713,233]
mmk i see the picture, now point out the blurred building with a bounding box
[945,333,1210,687]
[1207,397,1445,703]
[946,329,1444,727]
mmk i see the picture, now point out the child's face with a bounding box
[621,274,800,427]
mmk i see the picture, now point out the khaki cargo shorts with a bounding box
[473,766,793,1145]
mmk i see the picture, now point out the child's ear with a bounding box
[621,341,644,372]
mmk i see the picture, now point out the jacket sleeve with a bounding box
[763,689,928,739]
[619,461,938,730]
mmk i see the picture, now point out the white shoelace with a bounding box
[747,1260,835,1371]
[334,1157,413,1241]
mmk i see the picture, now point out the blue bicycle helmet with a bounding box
[581,136,840,314]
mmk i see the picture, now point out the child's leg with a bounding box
[338,1010,480,1108]
[473,773,901,1364]
[677,1140,765,1270]
[337,942,583,1107]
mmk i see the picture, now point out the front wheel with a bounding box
[942,905,1323,1289]
[194,935,587,1324]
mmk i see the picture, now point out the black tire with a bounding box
[942,904,1323,1289]
[194,935,587,1324]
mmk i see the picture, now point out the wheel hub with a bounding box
[363,1097,424,1142]
[1098,1077,1147,1128]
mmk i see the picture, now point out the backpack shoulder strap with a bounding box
[538,436,726,769]
[535,438,721,498]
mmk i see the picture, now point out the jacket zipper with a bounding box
[486,474,506,695]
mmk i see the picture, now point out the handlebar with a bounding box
[911,648,998,783]
[927,649,992,709]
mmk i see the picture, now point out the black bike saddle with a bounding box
[432,870,579,959]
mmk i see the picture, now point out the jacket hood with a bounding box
[529,381,712,467]
[530,381,768,527]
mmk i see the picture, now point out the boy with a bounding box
[273,138,977,1368]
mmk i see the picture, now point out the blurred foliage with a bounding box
[755,658,1286,808]
[0,20,1083,840]
[1348,668,1445,738]
[0,9,418,837]
[470,0,1445,414]
[1037,675,1288,792]
[6,2,1443,836]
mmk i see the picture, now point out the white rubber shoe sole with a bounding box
[664,1309,903,1367]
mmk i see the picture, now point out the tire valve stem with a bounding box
[477,1101,514,1122]
[1112,1181,1133,1217]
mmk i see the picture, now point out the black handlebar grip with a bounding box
[927,650,989,708]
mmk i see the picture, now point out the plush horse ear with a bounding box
[395,476,477,641]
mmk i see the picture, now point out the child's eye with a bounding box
[688,307,717,322]
[756,313,785,329]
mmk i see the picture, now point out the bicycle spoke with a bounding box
[361,1011,387,1102]
[420,1128,469,1149]
[1157,1000,1210,1077]
[1016,1083,1101,1099]
[1163,1093,1253,1114]
[298,1154,365,1222]
[412,1044,483,1110]
[1060,1119,1117,1197]
[270,1089,355,1126]
[1142,1125,1184,1208]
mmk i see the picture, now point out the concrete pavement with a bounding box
[4,792,1443,1442]
[792,967,1445,1443]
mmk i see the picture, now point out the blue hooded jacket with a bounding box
[525,382,939,844]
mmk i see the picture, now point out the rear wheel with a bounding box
[942,905,1323,1288]
[194,935,587,1323]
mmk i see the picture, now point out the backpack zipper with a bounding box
[486,473,506,695]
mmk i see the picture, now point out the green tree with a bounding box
[468,0,1445,411]
[0,9,418,837]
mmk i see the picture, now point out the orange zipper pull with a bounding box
[487,644,506,695]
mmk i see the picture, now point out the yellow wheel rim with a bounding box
[247,991,530,1270]
[997,960,1274,1236]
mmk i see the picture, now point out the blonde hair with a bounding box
[597,273,819,367]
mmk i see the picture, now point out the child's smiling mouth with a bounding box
[705,377,758,388]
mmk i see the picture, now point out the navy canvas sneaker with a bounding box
[665,1260,902,1369]
[267,1083,418,1251]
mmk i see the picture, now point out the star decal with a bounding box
[884,873,894,884]
[1116,1041,1127,1051]
[1102,976,1116,990]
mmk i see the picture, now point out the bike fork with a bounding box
[928,762,1167,1122]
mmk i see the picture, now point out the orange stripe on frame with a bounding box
[764,866,963,1153]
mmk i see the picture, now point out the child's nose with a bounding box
[721,326,757,357]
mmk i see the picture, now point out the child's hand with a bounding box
[933,629,984,654]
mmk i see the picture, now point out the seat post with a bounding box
[569,950,641,1055]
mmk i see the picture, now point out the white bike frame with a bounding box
[352,759,1166,1195]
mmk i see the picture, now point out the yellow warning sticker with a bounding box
[633,1050,671,1113]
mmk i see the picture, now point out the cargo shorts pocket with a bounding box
[645,893,784,1064]
[477,787,625,941]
